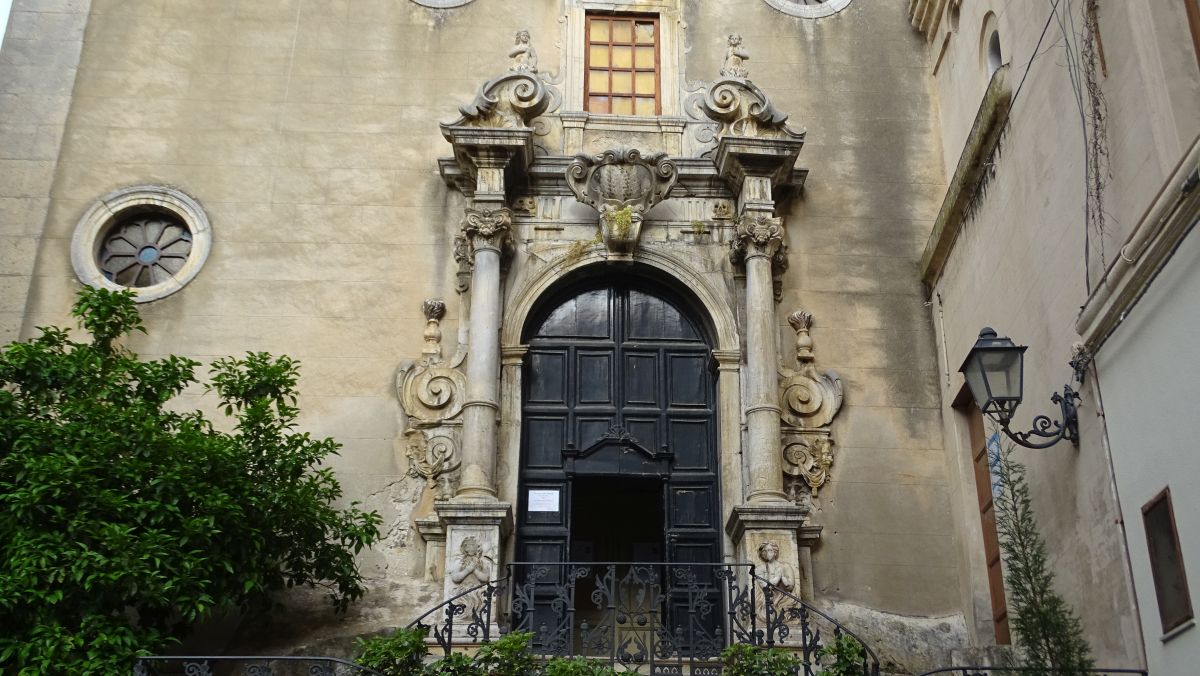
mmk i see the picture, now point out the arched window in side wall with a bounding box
[987,30,1004,75]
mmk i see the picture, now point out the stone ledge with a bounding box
[919,63,1012,291]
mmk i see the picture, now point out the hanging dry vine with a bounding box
[1080,0,1110,288]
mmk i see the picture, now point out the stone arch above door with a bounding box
[501,248,740,354]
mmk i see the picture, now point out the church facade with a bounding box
[2,0,1196,672]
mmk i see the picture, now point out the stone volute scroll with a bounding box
[441,30,558,132]
[687,35,805,144]
[565,148,679,255]
[396,299,468,579]
[778,310,844,501]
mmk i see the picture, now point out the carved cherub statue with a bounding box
[720,33,750,79]
[758,541,796,592]
[448,536,495,587]
[509,29,538,74]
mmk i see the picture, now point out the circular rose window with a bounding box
[763,0,853,19]
[72,185,212,303]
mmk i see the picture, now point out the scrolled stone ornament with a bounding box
[699,78,805,140]
[442,32,558,131]
[406,427,462,498]
[565,148,679,254]
[783,434,835,494]
[398,363,467,423]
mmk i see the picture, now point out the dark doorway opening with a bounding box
[570,477,663,563]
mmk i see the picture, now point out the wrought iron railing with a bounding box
[133,655,384,675]
[408,561,881,676]
[916,669,1148,676]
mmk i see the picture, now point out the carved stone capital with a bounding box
[461,207,513,253]
[730,215,786,264]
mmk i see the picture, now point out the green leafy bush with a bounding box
[355,627,430,676]
[721,643,804,676]
[475,632,537,675]
[425,652,479,676]
[541,656,620,676]
[817,633,866,676]
[0,287,381,674]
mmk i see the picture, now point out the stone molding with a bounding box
[71,184,213,304]
[919,64,1011,289]
[762,0,852,19]
[409,0,475,7]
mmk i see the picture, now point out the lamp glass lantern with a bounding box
[959,327,1026,424]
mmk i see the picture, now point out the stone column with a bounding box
[457,205,511,500]
[715,136,816,599]
[733,208,789,503]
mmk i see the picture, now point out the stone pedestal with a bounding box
[726,503,821,601]
[435,500,513,641]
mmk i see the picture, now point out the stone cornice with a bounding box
[919,64,1012,290]
[439,155,807,199]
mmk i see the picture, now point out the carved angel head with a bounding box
[515,29,531,45]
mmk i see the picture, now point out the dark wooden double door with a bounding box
[515,281,724,653]
[517,281,721,568]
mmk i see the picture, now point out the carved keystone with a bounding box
[565,148,679,254]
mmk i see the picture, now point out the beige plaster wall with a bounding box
[683,1,960,619]
[3,0,965,660]
[922,0,1200,666]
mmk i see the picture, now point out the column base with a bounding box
[726,502,822,601]
[431,500,513,643]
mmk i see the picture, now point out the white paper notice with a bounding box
[528,489,560,512]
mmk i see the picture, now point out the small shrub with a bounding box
[818,633,865,676]
[721,643,804,676]
[541,656,620,676]
[475,632,536,675]
[425,652,481,676]
[355,627,429,676]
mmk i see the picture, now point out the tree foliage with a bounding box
[990,430,1094,674]
[0,287,381,674]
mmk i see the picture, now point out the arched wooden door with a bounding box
[516,278,721,568]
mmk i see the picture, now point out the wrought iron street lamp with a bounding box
[959,327,1081,449]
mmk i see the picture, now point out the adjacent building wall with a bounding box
[920,0,1199,666]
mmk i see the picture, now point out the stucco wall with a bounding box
[1097,223,1200,676]
[922,0,1200,667]
[2,0,965,662]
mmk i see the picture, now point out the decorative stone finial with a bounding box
[720,33,750,79]
[509,29,538,74]
[421,299,446,359]
[788,310,814,363]
[565,148,679,254]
